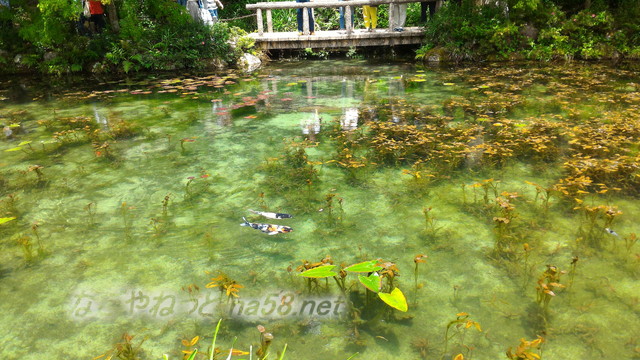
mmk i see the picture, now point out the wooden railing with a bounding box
[246,0,438,36]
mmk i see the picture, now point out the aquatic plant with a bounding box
[95,333,146,360]
[567,256,579,290]
[413,254,428,304]
[256,325,274,360]
[119,202,135,240]
[27,164,45,183]
[574,204,622,247]
[31,222,45,256]
[524,180,557,216]
[180,138,196,154]
[16,235,34,262]
[161,193,172,217]
[506,336,544,360]
[623,233,637,253]
[322,192,345,227]
[443,312,482,358]
[411,337,431,359]
[181,335,200,359]
[181,284,200,303]
[0,217,16,225]
[298,259,409,313]
[93,141,115,160]
[535,265,565,317]
[84,202,97,227]
[205,272,244,302]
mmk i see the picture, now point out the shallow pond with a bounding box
[0,60,639,360]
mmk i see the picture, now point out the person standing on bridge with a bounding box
[296,0,315,35]
[362,4,378,31]
[205,0,224,24]
[420,1,436,23]
[339,0,354,30]
[390,2,407,31]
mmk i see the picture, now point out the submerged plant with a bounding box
[536,265,565,315]
[205,272,244,302]
[84,202,97,226]
[414,254,428,304]
[256,325,274,360]
[443,312,482,358]
[95,333,146,360]
[506,336,544,360]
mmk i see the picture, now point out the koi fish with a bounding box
[241,217,293,235]
[605,228,619,236]
[248,209,293,220]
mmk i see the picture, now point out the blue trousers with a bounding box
[296,0,314,32]
[339,2,354,30]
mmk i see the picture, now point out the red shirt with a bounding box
[88,1,104,15]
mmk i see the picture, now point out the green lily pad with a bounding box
[344,260,382,273]
[358,273,381,293]
[299,265,337,278]
[378,288,408,312]
[0,217,17,225]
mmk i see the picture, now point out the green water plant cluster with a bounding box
[297,257,409,329]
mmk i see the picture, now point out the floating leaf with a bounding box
[0,217,16,225]
[18,141,32,146]
[344,260,383,273]
[4,147,22,152]
[443,83,455,86]
[358,273,381,293]
[378,288,408,312]
[299,265,337,278]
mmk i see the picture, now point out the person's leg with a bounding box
[420,2,427,22]
[363,5,371,29]
[296,0,304,32]
[339,6,345,29]
[390,3,397,29]
[398,4,407,29]
[308,7,315,33]
[370,6,377,29]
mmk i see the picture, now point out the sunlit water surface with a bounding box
[0,60,639,360]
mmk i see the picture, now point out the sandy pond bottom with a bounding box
[0,60,639,359]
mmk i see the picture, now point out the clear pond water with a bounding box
[0,60,639,360]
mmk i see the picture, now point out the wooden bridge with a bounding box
[245,0,440,50]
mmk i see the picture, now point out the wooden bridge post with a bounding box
[302,4,310,34]
[388,1,394,30]
[346,5,353,35]
[257,9,264,35]
[267,9,273,33]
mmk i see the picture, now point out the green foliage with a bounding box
[419,0,640,61]
[0,0,253,75]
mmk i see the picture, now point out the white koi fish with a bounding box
[248,209,293,220]
[605,228,619,236]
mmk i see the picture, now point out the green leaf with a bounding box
[358,273,381,293]
[344,260,382,273]
[378,288,408,312]
[0,217,16,225]
[5,147,22,152]
[186,349,198,360]
[18,141,32,146]
[298,265,337,278]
